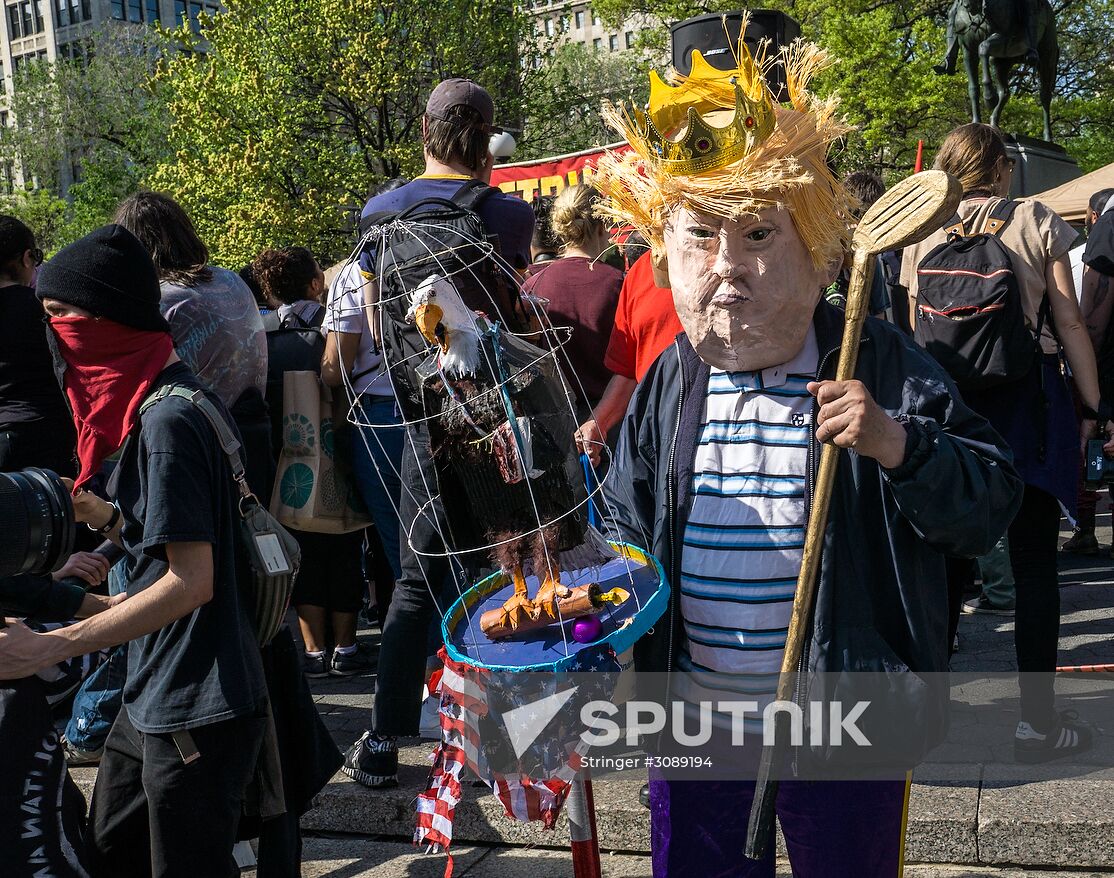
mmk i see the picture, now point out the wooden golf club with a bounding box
[744,170,962,860]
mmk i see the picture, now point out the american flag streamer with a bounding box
[415,644,620,862]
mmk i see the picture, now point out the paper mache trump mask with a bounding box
[593,25,854,371]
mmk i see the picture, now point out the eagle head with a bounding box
[406,274,482,376]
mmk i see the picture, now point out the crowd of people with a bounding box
[0,56,1112,878]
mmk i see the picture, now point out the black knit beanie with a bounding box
[36,224,170,333]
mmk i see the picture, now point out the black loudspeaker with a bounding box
[670,10,801,101]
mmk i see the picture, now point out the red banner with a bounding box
[490,143,630,202]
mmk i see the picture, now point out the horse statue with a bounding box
[934,0,1059,141]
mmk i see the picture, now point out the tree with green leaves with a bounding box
[0,24,171,251]
[517,42,651,160]
[150,0,529,267]
[590,0,1114,176]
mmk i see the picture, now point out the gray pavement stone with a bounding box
[250,837,1114,877]
[978,764,1114,867]
[905,764,980,864]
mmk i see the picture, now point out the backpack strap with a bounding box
[982,199,1019,236]
[278,312,309,330]
[358,209,395,239]
[356,180,496,245]
[1034,293,1053,343]
[943,199,1019,238]
[139,384,256,506]
[278,302,325,330]
[451,178,499,213]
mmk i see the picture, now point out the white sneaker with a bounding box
[1014,712,1093,763]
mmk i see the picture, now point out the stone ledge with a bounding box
[978,764,1114,868]
[70,757,1114,870]
[255,838,1114,878]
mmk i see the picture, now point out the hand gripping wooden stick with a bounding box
[744,170,962,860]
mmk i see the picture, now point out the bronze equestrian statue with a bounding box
[935,0,1058,141]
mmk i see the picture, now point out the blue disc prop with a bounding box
[442,541,668,673]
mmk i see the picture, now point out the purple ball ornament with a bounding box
[571,615,603,644]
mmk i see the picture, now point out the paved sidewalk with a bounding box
[246,837,1114,877]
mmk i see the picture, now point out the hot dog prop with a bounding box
[480,583,630,640]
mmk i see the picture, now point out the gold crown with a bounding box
[629,46,776,176]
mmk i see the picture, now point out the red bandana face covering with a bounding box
[49,316,175,489]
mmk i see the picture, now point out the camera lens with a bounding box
[0,469,75,578]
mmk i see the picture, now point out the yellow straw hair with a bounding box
[594,24,853,270]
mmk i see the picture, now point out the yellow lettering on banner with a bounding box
[516,180,540,203]
[497,181,517,194]
[539,175,566,196]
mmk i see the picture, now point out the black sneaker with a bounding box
[330,645,373,677]
[962,596,1015,616]
[303,652,328,679]
[1061,529,1100,555]
[1014,711,1094,763]
[342,732,399,788]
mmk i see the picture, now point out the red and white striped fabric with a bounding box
[414,650,589,854]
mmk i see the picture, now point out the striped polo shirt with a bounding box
[674,328,817,725]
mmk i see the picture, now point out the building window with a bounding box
[592,36,601,50]
[188,0,201,32]
[127,0,141,21]
[625,31,635,48]
[574,9,584,28]
[145,0,157,19]
[12,49,45,72]
[592,10,600,25]
[110,0,123,18]
[544,17,553,36]
[608,33,617,51]
[560,13,570,31]
[8,4,22,37]
[54,0,69,27]
[20,0,38,36]
[173,0,184,23]
[61,39,90,64]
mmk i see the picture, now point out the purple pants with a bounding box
[649,770,910,877]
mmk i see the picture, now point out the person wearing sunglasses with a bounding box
[0,215,77,477]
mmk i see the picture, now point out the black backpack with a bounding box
[913,200,1044,391]
[357,179,531,421]
[265,304,326,453]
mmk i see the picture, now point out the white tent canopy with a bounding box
[1026,161,1114,223]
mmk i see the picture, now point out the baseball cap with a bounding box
[426,78,495,129]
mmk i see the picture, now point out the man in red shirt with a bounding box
[577,251,682,465]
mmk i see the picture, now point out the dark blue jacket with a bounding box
[604,302,1024,769]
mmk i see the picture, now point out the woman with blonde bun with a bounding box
[521,183,622,413]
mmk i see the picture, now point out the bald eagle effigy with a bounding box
[405,274,615,636]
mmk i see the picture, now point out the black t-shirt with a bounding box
[0,285,75,452]
[115,362,265,733]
